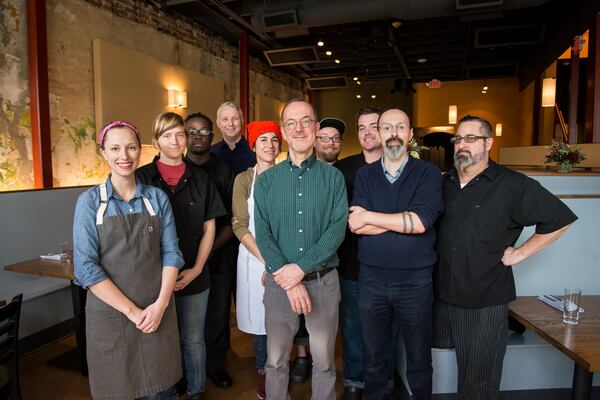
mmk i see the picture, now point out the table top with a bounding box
[4,258,74,280]
[509,296,600,372]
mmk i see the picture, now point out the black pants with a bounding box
[432,301,509,400]
[204,266,235,372]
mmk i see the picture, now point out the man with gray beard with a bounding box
[349,108,443,400]
[433,115,577,400]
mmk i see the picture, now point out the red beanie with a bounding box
[247,121,282,149]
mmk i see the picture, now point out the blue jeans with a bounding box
[358,273,433,400]
[340,276,398,389]
[174,290,210,396]
[252,334,268,371]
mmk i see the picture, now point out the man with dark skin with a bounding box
[185,112,236,389]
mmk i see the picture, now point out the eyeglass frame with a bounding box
[283,117,316,131]
[316,135,342,143]
[377,123,410,135]
[450,135,491,144]
[188,128,213,137]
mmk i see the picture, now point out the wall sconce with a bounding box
[495,123,502,137]
[448,105,457,124]
[541,78,556,107]
[167,89,188,108]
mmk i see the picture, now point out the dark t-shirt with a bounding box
[334,153,368,280]
[435,161,578,308]
[191,154,238,273]
[136,157,226,295]
[211,136,256,175]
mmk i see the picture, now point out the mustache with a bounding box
[385,137,404,147]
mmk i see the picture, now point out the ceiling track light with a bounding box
[334,59,341,64]
[356,94,361,99]
[317,40,324,47]
[325,50,332,56]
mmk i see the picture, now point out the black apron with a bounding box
[86,183,181,399]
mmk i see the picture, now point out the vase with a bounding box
[558,162,573,173]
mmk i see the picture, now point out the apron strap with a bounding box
[142,197,157,216]
[96,183,108,225]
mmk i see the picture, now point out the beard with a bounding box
[454,148,486,171]
[383,137,406,161]
[317,148,340,163]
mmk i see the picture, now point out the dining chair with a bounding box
[0,294,23,400]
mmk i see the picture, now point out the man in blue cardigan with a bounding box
[349,108,443,400]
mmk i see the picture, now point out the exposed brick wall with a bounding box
[83,0,302,90]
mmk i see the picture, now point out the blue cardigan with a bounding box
[352,156,443,281]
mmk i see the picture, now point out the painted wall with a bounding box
[0,0,32,191]
[314,79,412,159]
[413,78,535,161]
[0,0,302,191]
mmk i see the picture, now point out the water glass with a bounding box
[60,241,72,265]
[562,288,581,325]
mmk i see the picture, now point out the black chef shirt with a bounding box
[435,160,577,308]
[136,157,226,296]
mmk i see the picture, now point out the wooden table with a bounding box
[509,296,600,400]
[4,258,88,376]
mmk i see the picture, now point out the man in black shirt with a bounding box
[185,112,237,389]
[434,115,577,400]
[211,102,256,174]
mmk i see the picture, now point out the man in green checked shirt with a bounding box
[254,98,348,400]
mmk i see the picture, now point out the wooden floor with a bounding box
[20,327,345,399]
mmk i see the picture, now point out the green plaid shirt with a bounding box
[254,155,348,274]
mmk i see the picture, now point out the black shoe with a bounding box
[290,355,311,383]
[207,369,233,389]
[341,386,363,400]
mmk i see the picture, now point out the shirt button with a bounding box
[307,168,310,171]
[298,211,303,214]
[299,248,303,251]
[298,193,303,197]
[129,208,134,212]
[299,229,303,233]
[299,176,302,179]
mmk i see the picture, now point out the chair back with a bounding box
[0,294,23,400]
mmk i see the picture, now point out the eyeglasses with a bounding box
[449,135,490,144]
[284,117,315,131]
[378,123,408,135]
[188,128,212,137]
[317,135,342,143]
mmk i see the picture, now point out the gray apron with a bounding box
[86,183,182,400]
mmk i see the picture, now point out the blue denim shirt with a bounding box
[73,177,184,289]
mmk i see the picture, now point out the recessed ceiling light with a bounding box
[483,85,489,91]
[356,94,361,99]
[417,58,427,63]
[371,94,376,99]
[325,50,332,56]
[317,40,324,47]
[357,81,362,85]
[334,59,340,64]
[353,77,358,81]
[482,90,487,94]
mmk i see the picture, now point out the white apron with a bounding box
[236,169,266,335]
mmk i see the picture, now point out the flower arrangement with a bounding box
[409,138,429,159]
[544,140,585,173]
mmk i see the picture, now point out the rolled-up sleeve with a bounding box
[73,189,109,289]
[155,189,185,269]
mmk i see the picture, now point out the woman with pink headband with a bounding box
[73,121,184,400]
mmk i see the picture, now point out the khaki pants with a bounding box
[264,269,341,400]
